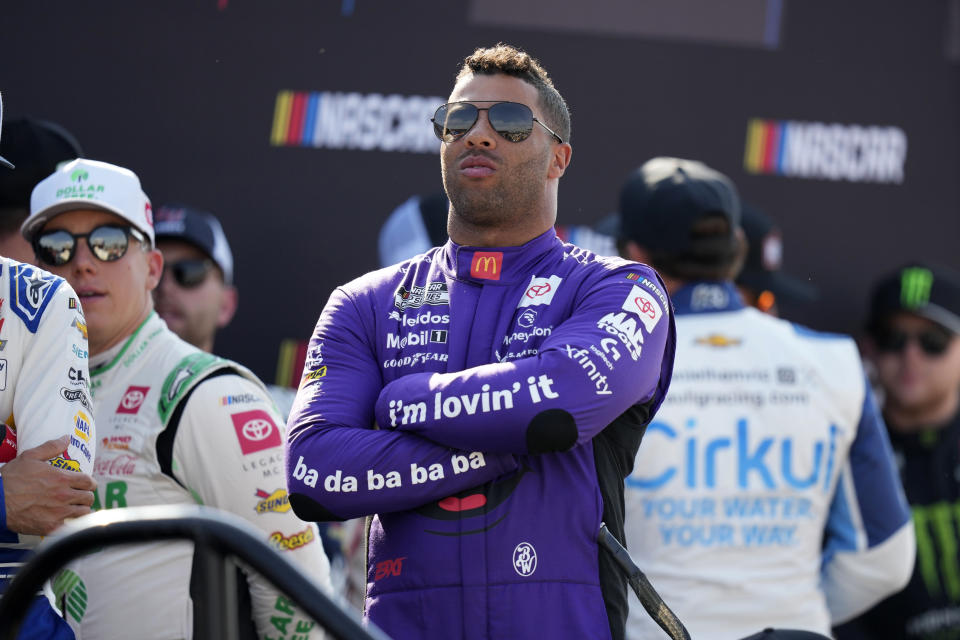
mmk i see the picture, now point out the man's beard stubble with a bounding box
[442,151,546,230]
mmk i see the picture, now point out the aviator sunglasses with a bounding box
[431,101,564,144]
[33,224,146,267]
[162,259,215,289]
[874,326,954,357]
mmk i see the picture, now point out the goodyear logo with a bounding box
[50,456,81,471]
[269,526,315,552]
[254,488,291,515]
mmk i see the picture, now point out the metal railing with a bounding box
[0,505,389,640]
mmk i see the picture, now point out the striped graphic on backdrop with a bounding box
[743,118,908,184]
[270,90,444,154]
[275,338,309,389]
[743,119,787,176]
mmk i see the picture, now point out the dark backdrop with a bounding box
[3,0,958,382]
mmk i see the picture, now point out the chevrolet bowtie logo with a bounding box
[695,334,742,347]
[470,252,503,281]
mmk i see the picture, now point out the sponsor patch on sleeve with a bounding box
[231,409,282,455]
[11,264,63,333]
[622,283,665,333]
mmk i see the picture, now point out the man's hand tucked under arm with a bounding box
[2,436,97,536]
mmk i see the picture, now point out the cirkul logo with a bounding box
[512,542,537,576]
[243,419,274,441]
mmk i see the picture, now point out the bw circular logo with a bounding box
[243,418,274,441]
[512,542,537,577]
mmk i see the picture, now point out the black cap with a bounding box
[618,157,740,252]
[868,262,960,334]
[735,203,818,304]
[154,205,234,285]
[738,629,832,640]
[0,118,84,206]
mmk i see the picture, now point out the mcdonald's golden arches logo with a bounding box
[470,252,503,280]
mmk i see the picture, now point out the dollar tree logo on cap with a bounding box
[901,267,933,309]
[70,169,89,182]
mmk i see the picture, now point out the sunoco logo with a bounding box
[744,118,907,184]
[271,91,444,154]
[254,488,291,514]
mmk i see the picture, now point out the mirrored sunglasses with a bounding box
[431,101,563,144]
[34,225,146,267]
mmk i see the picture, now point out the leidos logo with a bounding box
[470,252,503,280]
[744,118,907,184]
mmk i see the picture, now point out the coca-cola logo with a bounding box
[94,453,138,477]
[116,386,150,415]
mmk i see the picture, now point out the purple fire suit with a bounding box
[286,229,676,639]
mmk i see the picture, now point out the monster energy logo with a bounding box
[901,267,933,309]
[914,502,960,601]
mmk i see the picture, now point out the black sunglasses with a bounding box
[162,259,215,289]
[34,224,146,267]
[874,327,954,357]
[431,101,564,144]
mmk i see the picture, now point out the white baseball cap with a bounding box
[23,158,154,246]
[0,92,14,169]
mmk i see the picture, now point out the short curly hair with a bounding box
[456,43,571,143]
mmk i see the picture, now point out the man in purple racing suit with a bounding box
[286,44,676,640]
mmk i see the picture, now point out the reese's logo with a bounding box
[269,526,315,552]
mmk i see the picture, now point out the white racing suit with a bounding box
[0,258,95,639]
[55,312,331,639]
[624,282,915,639]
